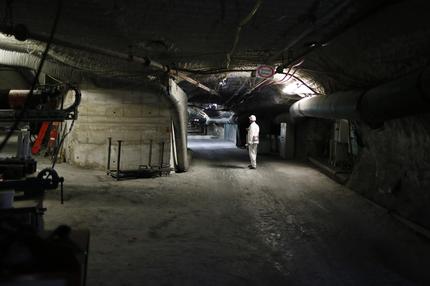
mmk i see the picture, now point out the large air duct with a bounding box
[0,49,81,81]
[290,67,430,126]
[167,78,189,172]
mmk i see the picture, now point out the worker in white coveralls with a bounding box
[246,115,260,169]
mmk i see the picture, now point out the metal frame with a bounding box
[106,138,171,180]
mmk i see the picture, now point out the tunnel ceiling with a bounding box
[1,0,429,107]
[1,0,379,69]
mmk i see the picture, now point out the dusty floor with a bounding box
[42,139,430,286]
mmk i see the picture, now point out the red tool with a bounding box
[46,122,60,155]
[31,122,50,155]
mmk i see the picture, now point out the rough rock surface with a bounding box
[348,114,430,228]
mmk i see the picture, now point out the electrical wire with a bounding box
[227,58,301,106]
[288,74,321,95]
[225,0,263,68]
[51,119,74,169]
[230,69,322,108]
[277,68,298,85]
[0,0,63,153]
[174,67,255,75]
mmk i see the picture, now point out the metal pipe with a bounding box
[107,137,112,174]
[116,140,122,181]
[290,90,362,121]
[160,141,165,176]
[290,67,430,126]
[148,139,153,167]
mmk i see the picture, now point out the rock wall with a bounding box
[304,0,430,93]
[294,118,332,161]
[297,0,430,228]
[348,115,430,228]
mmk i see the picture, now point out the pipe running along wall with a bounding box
[290,67,430,126]
[167,78,189,172]
[0,49,81,82]
[0,26,218,96]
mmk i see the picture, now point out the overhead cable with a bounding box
[225,0,263,68]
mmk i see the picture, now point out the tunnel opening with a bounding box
[1,0,430,285]
[187,103,236,143]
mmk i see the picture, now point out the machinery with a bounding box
[0,84,81,220]
[0,85,80,122]
[0,84,88,285]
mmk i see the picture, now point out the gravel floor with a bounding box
[43,139,430,286]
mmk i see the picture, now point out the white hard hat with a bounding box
[249,115,256,121]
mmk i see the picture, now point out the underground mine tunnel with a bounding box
[0,0,430,285]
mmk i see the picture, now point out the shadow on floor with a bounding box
[210,164,247,169]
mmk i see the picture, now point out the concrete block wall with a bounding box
[64,87,172,170]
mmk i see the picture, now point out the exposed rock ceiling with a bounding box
[1,0,428,106]
[2,0,385,68]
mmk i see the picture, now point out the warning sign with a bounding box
[256,65,275,79]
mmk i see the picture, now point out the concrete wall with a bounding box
[64,86,172,170]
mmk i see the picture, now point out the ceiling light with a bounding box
[282,79,314,97]
[273,73,286,81]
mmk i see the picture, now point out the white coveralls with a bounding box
[247,121,260,168]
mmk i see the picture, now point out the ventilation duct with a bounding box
[290,67,430,126]
[0,49,81,81]
[167,78,189,172]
